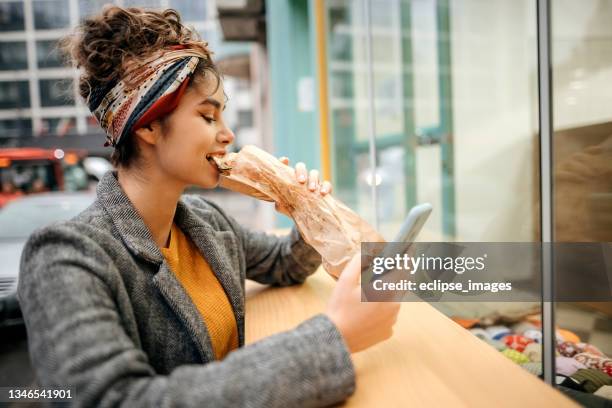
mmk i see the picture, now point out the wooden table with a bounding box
[245,269,578,407]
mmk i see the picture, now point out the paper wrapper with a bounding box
[212,145,384,278]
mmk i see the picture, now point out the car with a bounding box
[82,156,114,182]
[0,148,91,208]
[0,192,96,326]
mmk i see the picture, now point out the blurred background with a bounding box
[0,0,611,404]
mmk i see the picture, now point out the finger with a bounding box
[279,156,290,166]
[308,169,319,191]
[295,162,307,183]
[320,180,332,195]
[339,253,362,286]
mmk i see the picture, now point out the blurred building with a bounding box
[0,0,256,157]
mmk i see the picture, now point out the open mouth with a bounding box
[205,154,217,168]
[205,154,233,175]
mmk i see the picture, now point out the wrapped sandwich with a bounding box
[210,145,384,278]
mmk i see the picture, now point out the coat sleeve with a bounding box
[200,198,323,286]
[18,224,355,408]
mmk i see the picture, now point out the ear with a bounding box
[132,121,162,146]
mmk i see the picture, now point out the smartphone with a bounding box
[363,203,433,284]
[392,203,433,243]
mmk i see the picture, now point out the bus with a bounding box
[0,148,90,208]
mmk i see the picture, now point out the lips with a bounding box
[207,153,236,175]
[205,153,224,170]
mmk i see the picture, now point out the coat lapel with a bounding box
[96,171,245,358]
[96,171,164,265]
[175,200,246,346]
[152,262,216,362]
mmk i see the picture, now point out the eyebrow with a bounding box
[198,97,226,111]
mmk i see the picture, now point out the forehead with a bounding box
[186,76,225,106]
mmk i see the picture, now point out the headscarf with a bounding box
[87,46,209,147]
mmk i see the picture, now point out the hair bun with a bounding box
[61,6,212,101]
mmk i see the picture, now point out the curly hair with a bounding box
[60,6,221,168]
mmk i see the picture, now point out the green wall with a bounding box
[267,0,320,226]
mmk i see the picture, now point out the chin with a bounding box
[197,174,220,189]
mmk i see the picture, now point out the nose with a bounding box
[217,126,235,145]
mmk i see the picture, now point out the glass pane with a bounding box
[85,115,101,133]
[326,0,375,224]
[0,81,30,109]
[551,0,612,386]
[78,0,115,20]
[38,117,76,136]
[326,0,543,377]
[0,162,59,196]
[237,110,253,128]
[198,26,221,52]
[39,78,74,107]
[327,0,540,239]
[62,162,89,191]
[0,118,32,138]
[0,42,28,70]
[33,0,70,29]
[36,40,63,68]
[169,0,206,22]
[411,0,440,130]
[123,0,162,8]
[0,2,25,32]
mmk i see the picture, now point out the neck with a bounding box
[117,165,185,248]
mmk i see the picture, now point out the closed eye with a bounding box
[201,115,216,124]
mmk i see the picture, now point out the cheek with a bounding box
[156,124,196,166]
[163,141,203,169]
[157,119,217,178]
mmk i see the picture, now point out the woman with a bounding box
[18,7,399,407]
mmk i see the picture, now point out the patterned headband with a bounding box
[87,47,208,148]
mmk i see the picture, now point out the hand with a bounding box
[275,157,333,216]
[326,253,401,354]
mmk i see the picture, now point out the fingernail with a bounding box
[298,175,306,182]
[309,182,316,190]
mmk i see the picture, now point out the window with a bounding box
[78,0,113,20]
[85,115,101,133]
[38,117,76,136]
[237,110,253,128]
[0,81,30,109]
[330,71,354,99]
[169,0,206,22]
[33,0,70,29]
[0,118,32,138]
[0,42,28,70]
[62,163,89,191]
[36,40,63,68]
[329,32,352,62]
[0,161,59,196]
[552,0,612,361]
[39,78,73,107]
[123,0,162,8]
[198,27,220,51]
[0,2,25,32]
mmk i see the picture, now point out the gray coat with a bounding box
[18,171,355,407]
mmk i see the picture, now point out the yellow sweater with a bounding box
[161,223,239,360]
